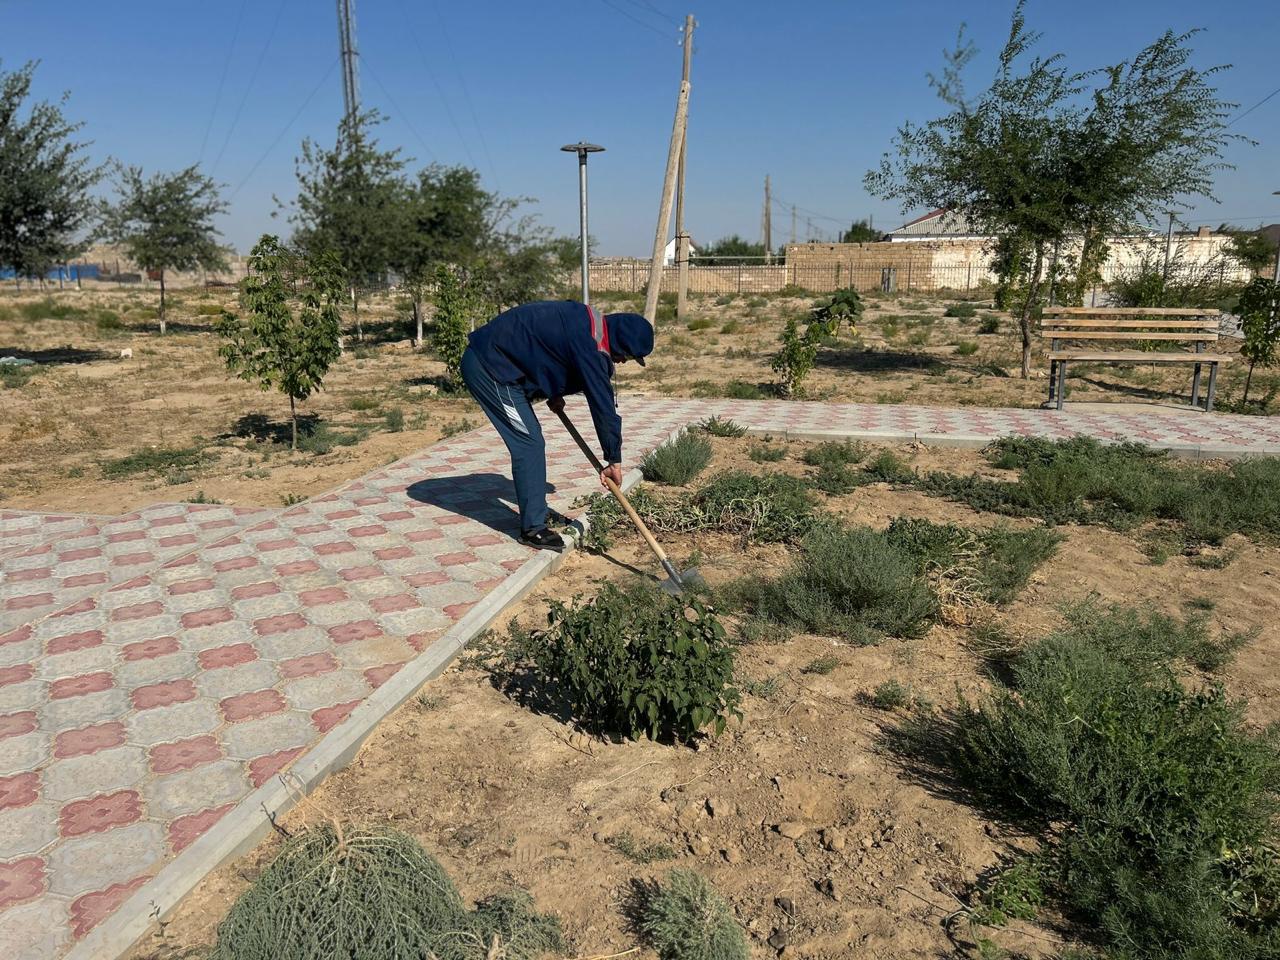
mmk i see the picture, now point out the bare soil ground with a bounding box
[2,287,1269,514]
[123,437,1280,960]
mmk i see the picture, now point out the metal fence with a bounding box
[584,256,1254,297]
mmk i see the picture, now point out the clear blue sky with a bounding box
[4,0,1278,255]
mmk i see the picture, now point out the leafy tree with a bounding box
[431,263,489,389]
[841,219,881,243]
[699,234,767,264]
[0,59,103,285]
[1223,226,1277,275]
[288,109,407,340]
[1236,277,1280,405]
[867,2,1236,377]
[216,235,343,449]
[101,164,228,332]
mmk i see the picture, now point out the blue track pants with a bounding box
[460,347,548,532]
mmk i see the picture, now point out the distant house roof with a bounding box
[887,208,985,240]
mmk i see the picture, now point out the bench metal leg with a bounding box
[1056,360,1068,411]
[1191,341,1204,408]
[1047,359,1058,406]
[1206,363,1218,413]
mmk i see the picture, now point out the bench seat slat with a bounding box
[1045,331,1218,341]
[1043,307,1221,317]
[1041,320,1220,329]
[1049,350,1233,363]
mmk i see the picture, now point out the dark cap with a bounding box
[605,312,654,366]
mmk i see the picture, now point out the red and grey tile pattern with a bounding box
[1,396,1277,959]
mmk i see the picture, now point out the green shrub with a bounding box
[748,443,785,463]
[724,379,764,399]
[917,436,1280,546]
[802,654,840,675]
[746,522,938,643]
[209,823,562,960]
[978,315,1001,334]
[384,407,405,432]
[639,869,749,960]
[94,309,123,331]
[945,302,978,319]
[933,602,1280,960]
[719,319,740,334]
[608,832,676,864]
[522,583,739,742]
[297,422,368,455]
[102,446,207,479]
[196,302,224,316]
[810,462,860,495]
[642,431,713,485]
[861,449,913,483]
[955,340,979,356]
[700,416,745,438]
[871,679,910,710]
[802,440,866,469]
[0,364,35,388]
[687,316,715,331]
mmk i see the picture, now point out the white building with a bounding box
[662,236,698,265]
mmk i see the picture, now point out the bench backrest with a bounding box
[1041,307,1220,349]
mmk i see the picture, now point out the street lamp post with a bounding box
[561,141,605,305]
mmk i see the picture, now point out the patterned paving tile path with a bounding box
[0,397,1277,960]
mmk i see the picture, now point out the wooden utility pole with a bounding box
[674,14,695,323]
[762,175,772,265]
[790,204,797,244]
[644,17,694,325]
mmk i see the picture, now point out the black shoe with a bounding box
[520,527,566,552]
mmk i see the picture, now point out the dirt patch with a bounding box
[126,439,1280,960]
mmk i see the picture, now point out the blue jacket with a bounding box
[468,300,623,463]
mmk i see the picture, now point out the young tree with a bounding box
[866,2,1236,376]
[1223,227,1276,276]
[288,109,407,340]
[0,60,103,286]
[102,164,227,332]
[216,235,343,449]
[431,263,489,389]
[1236,277,1280,405]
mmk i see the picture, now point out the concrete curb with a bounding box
[71,452,668,960]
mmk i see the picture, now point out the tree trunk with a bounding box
[413,299,423,347]
[1019,242,1045,380]
[1243,360,1256,405]
[159,270,167,335]
[351,286,363,341]
[289,395,297,451]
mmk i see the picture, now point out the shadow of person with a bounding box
[405,473,558,537]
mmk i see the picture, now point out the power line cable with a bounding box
[592,0,677,40]
[393,0,479,170]
[228,57,341,201]
[1226,84,1280,128]
[627,0,678,20]
[429,0,500,190]
[361,57,438,164]
[198,0,249,165]
[211,0,291,177]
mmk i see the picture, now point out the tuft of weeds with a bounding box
[700,416,746,438]
[638,869,749,960]
[871,679,911,710]
[1,364,36,389]
[296,423,369,455]
[977,315,1001,334]
[687,316,716,332]
[185,490,222,504]
[280,492,307,506]
[719,319,740,334]
[802,440,867,469]
[801,654,840,676]
[945,302,978,319]
[955,340,979,356]
[642,431,713,485]
[748,443,786,463]
[861,449,913,483]
[608,832,676,864]
[383,407,405,432]
[440,418,477,439]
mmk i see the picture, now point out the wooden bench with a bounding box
[1041,307,1233,412]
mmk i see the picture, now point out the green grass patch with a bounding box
[607,832,677,864]
[915,436,1280,547]
[945,302,978,319]
[955,340,979,356]
[748,443,786,463]
[871,679,911,710]
[801,654,840,675]
[700,416,746,438]
[642,431,713,485]
[102,446,208,479]
[686,316,716,331]
[978,315,1001,334]
[802,440,867,469]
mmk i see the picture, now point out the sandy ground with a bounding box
[2,287,1268,514]
[121,437,1280,960]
